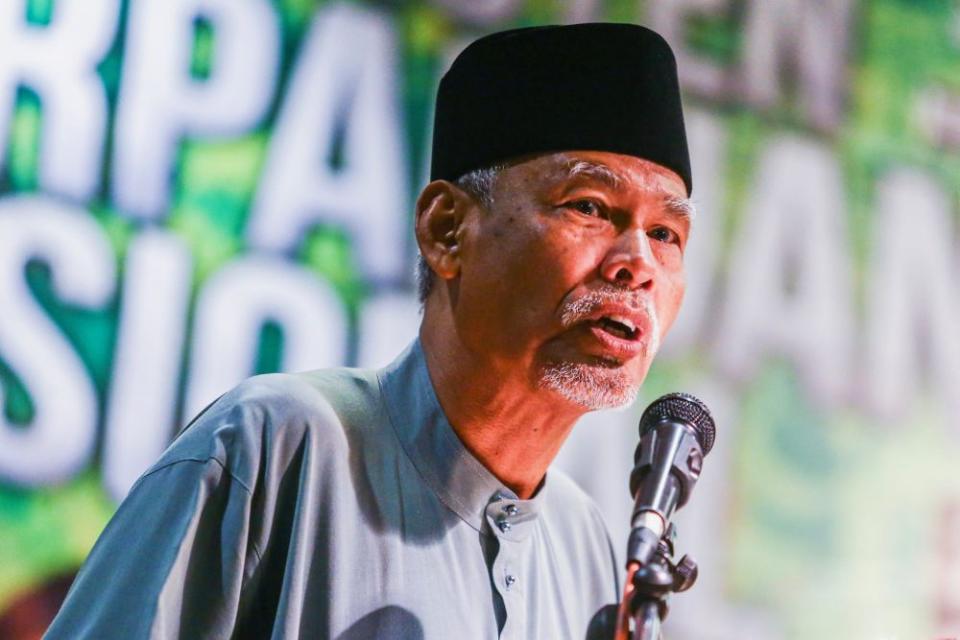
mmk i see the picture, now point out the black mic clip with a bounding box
[628,523,699,624]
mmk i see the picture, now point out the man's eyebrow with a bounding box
[663,194,696,222]
[564,160,625,190]
[563,159,696,221]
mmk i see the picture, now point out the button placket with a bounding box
[484,493,536,638]
[497,539,527,639]
[500,551,518,592]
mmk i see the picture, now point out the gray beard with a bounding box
[538,361,640,410]
[542,286,662,410]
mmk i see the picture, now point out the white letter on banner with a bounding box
[0,196,115,486]
[0,0,119,201]
[428,0,523,25]
[183,256,348,420]
[864,170,960,426]
[248,2,409,283]
[645,0,732,99]
[356,290,421,369]
[111,0,279,220]
[713,135,854,406]
[102,230,192,500]
[740,0,854,131]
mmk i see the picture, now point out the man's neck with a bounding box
[419,310,584,499]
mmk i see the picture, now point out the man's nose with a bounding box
[599,229,656,290]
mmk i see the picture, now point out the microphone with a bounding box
[626,392,716,567]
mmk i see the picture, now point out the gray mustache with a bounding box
[558,286,657,328]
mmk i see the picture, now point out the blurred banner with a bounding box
[0,0,958,638]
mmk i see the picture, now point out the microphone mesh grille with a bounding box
[639,392,716,455]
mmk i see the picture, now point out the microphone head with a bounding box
[638,392,716,455]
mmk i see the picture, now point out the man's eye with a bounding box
[648,226,679,244]
[567,200,603,217]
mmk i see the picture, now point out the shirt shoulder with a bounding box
[541,467,621,597]
[145,366,386,493]
[544,467,612,530]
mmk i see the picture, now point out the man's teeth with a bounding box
[597,315,637,339]
[607,315,636,333]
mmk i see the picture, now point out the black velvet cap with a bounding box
[430,23,692,195]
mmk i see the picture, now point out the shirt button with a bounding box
[497,518,512,532]
[504,504,519,516]
[505,575,517,587]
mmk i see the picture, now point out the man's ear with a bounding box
[415,180,471,282]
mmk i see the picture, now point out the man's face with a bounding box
[451,151,691,410]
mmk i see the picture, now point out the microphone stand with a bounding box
[613,525,699,640]
[604,392,715,640]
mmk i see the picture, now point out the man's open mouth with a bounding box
[590,315,639,341]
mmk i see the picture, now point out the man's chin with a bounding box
[537,360,642,410]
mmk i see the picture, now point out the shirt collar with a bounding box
[378,339,546,536]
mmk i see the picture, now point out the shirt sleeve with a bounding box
[44,456,259,640]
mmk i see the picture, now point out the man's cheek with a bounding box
[652,242,684,268]
[657,278,686,336]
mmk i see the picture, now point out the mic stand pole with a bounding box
[616,525,699,640]
[629,537,678,640]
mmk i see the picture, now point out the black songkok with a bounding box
[430,23,692,195]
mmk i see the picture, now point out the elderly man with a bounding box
[46,22,693,640]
